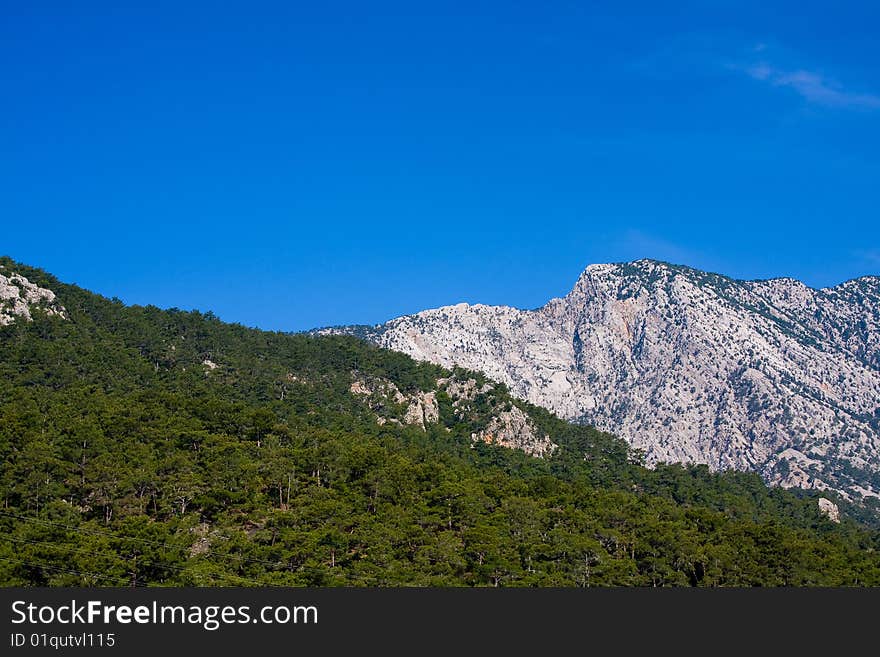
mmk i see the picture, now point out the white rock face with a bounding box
[0,270,67,326]
[335,260,880,500]
[403,391,440,429]
[818,498,841,523]
[472,404,556,458]
[350,376,440,429]
[348,374,555,456]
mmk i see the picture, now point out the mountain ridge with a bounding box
[320,259,880,501]
[319,259,880,331]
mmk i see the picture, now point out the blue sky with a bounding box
[3,2,880,330]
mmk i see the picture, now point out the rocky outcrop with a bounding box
[0,269,67,326]
[350,377,439,429]
[348,373,555,457]
[472,404,555,458]
[818,498,841,523]
[331,260,880,501]
[403,391,439,429]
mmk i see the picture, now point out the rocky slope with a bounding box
[0,266,67,326]
[0,261,555,461]
[349,372,555,457]
[323,260,880,500]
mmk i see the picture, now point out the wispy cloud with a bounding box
[745,62,880,110]
[634,35,880,112]
[632,33,880,110]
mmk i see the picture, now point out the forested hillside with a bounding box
[2,257,879,586]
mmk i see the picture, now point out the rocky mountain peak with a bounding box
[334,260,880,501]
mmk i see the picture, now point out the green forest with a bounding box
[2,256,879,586]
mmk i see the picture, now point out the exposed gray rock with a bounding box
[440,376,494,402]
[0,270,67,325]
[818,497,841,523]
[403,391,439,429]
[472,404,555,458]
[350,376,433,428]
[348,373,556,457]
[335,260,880,500]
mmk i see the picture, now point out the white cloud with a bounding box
[745,64,880,110]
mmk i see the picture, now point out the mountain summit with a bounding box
[326,260,880,500]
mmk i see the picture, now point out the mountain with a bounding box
[321,260,880,501]
[3,255,880,586]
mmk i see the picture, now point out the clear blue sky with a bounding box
[3,2,880,330]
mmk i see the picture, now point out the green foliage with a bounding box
[1,257,879,587]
